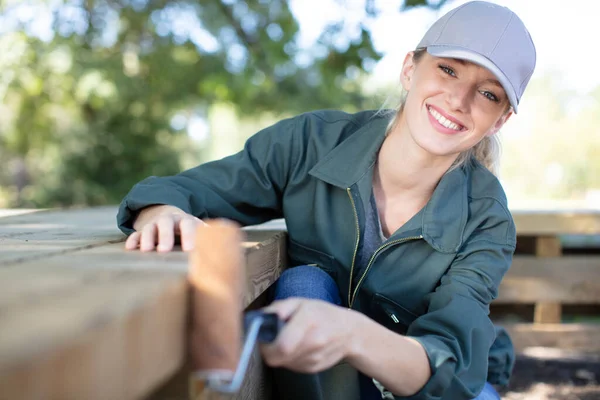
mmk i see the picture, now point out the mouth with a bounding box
[427,105,466,133]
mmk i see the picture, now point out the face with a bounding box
[397,51,512,160]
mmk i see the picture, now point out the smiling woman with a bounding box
[117,2,536,399]
[382,48,509,176]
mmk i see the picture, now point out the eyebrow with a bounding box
[449,58,503,88]
[485,78,503,88]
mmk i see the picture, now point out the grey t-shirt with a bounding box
[352,192,387,289]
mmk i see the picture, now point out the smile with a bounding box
[427,106,465,132]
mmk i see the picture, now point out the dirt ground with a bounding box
[500,351,600,400]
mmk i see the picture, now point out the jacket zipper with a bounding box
[346,188,361,307]
[346,187,425,309]
[349,234,423,308]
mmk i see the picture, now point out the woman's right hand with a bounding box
[125,205,206,252]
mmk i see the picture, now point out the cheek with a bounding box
[473,110,504,135]
[409,74,446,103]
[404,84,437,120]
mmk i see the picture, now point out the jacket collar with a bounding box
[308,114,469,254]
[308,115,389,189]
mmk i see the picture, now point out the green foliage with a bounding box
[402,0,449,10]
[0,0,442,207]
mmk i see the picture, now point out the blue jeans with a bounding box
[271,265,501,400]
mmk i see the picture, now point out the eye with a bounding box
[438,64,456,77]
[480,90,499,103]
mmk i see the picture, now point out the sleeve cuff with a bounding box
[388,336,454,400]
[116,181,195,235]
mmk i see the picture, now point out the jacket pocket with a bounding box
[287,238,337,279]
[372,293,419,335]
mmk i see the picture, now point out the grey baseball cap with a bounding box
[417,1,536,113]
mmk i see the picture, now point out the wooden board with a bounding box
[0,273,187,400]
[533,303,562,324]
[0,207,125,266]
[502,323,600,352]
[0,207,288,400]
[511,209,600,236]
[496,256,600,304]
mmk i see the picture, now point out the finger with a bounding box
[139,223,158,252]
[179,217,203,251]
[262,298,304,322]
[286,346,340,374]
[261,301,310,365]
[156,216,176,252]
[125,232,141,250]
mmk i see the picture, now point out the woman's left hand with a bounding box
[259,298,362,373]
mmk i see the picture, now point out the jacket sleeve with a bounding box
[116,116,300,234]
[398,211,516,399]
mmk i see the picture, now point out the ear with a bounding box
[487,110,513,136]
[400,51,417,92]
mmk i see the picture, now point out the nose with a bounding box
[446,82,471,113]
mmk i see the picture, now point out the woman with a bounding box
[117,1,536,399]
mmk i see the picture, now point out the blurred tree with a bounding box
[0,0,446,207]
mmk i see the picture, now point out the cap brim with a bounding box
[426,46,518,113]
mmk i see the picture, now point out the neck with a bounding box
[376,114,458,199]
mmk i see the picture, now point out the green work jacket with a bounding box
[117,110,516,399]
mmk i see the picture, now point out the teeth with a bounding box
[428,107,462,131]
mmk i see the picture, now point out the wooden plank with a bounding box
[242,231,286,307]
[532,237,563,323]
[535,236,562,257]
[502,323,600,352]
[496,256,600,304]
[0,209,40,218]
[512,209,600,235]
[0,273,188,400]
[0,207,125,266]
[0,229,287,400]
[0,207,122,238]
[0,207,286,268]
[534,303,562,324]
[0,236,125,267]
[0,231,286,308]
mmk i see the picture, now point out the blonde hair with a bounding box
[380,49,504,175]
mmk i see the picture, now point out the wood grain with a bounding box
[0,273,187,400]
[496,256,600,304]
[0,207,125,266]
[0,207,288,400]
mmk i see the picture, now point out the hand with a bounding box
[125,204,206,252]
[259,298,361,374]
